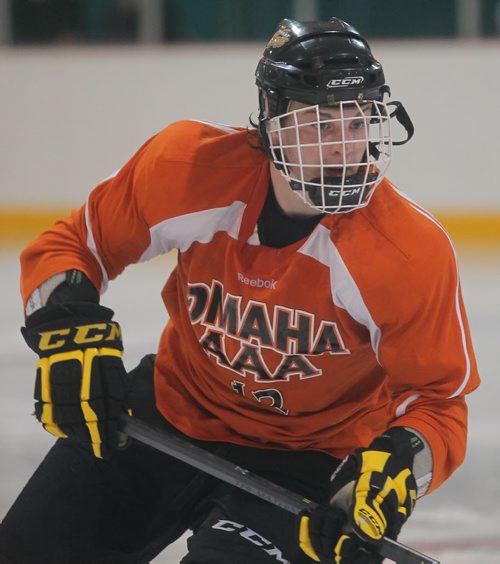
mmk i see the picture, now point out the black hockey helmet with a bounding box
[255,17,388,121]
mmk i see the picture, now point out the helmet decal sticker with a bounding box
[267,23,292,48]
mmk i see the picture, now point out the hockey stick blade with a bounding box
[121,416,439,564]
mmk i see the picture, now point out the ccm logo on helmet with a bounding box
[327,76,364,88]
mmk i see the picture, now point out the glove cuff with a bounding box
[25,302,114,326]
[369,427,424,471]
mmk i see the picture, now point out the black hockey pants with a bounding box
[0,354,341,563]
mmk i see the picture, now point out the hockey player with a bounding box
[0,17,479,564]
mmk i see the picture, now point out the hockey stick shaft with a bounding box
[121,416,439,564]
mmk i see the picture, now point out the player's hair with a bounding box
[246,113,265,151]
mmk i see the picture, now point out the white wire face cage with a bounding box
[266,100,393,214]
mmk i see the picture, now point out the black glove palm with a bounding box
[22,302,129,459]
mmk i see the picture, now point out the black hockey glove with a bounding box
[299,427,422,563]
[21,302,129,459]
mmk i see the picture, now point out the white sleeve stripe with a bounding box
[84,200,109,293]
[395,393,421,417]
[139,201,246,262]
[298,225,382,362]
[193,120,238,133]
[392,187,472,398]
[101,168,120,183]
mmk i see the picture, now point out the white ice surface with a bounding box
[1,245,499,563]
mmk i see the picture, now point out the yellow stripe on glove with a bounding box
[299,515,321,561]
[353,449,417,541]
[37,347,124,458]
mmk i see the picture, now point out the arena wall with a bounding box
[1,41,499,245]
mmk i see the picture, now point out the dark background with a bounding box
[7,0,500,44]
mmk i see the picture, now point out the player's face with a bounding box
[272,101,371,181]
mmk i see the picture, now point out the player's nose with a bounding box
[321,136,354,163]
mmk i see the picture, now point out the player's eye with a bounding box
[317,121,331,131]
[350,119,366,131]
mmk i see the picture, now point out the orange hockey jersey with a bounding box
[21,120,479,494]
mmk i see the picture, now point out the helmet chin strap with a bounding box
[289,170,378,211]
